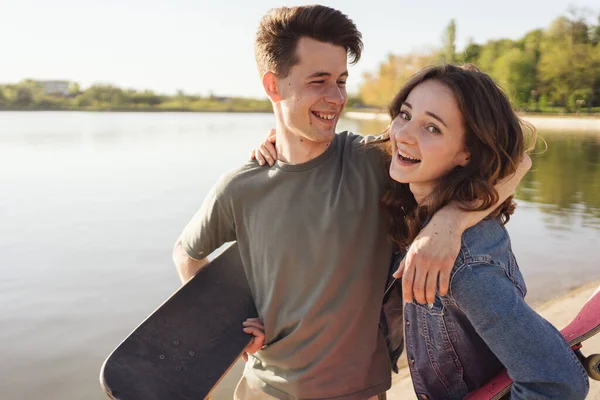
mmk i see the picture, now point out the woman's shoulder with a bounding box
[449,218,525,298]
[450,218,513,280]
[459,218,511,263]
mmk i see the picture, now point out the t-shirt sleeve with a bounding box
[180,181,236,260]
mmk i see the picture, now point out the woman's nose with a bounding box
[392,121,416,144]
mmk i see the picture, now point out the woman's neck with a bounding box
[409,182,434,206]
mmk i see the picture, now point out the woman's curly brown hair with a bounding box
[377,64,535,250]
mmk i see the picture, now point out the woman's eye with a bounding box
[427,125,441,134]
[400,111,411,121]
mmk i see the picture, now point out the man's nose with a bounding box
[324,83,345,106]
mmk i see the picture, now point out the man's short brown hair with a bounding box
[255,5,363,78]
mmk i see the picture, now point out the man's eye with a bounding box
[311,80,325,84]
[400,111,411,121]
[337,81,347,86]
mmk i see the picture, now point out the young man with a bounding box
[173,5,530,400]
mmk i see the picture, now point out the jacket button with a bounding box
[419,395,429,400]
[406,320,410,326]
[410,357,415,364]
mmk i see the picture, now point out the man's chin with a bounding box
[314,129,336,142]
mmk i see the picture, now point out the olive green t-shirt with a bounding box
[182,132,394,400]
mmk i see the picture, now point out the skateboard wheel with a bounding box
[585,353,600,381]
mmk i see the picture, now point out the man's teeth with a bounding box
[314,112,335,120]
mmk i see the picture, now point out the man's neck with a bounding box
[275,122,333,165]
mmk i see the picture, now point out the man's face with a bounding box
[275,37,348,144]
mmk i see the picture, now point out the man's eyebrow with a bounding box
[402,102,448,128]
[307,71,349,79]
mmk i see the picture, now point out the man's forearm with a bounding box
[439,153,532,232]
[173,238,209,284]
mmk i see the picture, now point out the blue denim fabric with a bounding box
[381,218,589,400]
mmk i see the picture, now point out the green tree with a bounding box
[591,15,600,45]
[441,19,457,63]
[359,52,437,108]
[461,37,481,64]
[14,86,34,107]
[81,84,128,107]
[476,39,516,73]
[69,82,80,95]
[490,47,537,108]
[565,6,592,43]
[538,16,599,109]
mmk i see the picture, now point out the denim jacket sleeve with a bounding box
[450,261,589,400]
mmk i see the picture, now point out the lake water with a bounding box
[1,111,599,400]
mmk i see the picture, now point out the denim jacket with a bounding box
[380,218,589,400]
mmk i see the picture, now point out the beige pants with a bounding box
[233,376,386,400]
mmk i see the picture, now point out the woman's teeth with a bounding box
[397,150,421,163]
[313,111,336,120]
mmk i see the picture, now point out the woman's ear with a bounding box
[262,72,281,103]
[459,151,471,167]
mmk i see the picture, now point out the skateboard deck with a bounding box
[100,243,258,400]
[466,284,600,400]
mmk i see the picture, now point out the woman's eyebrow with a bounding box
[425,111,448,128]
[403,102,448,128]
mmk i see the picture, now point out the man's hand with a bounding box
[242,318,265,362]
[394,212,462,306]
[250,129,277,166]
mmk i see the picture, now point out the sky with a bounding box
[1,0,598,98]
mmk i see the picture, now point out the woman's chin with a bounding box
[389,169,411,184]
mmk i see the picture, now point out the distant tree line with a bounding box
[359,7,600,113]
[0,81,272,112]
[2,7,598,115]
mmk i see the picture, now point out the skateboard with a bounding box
[466,284,600,400]
[100,243,258,400]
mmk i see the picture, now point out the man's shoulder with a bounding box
[336,130,384,145]
[336,131,387,160]
[213,160,267,198]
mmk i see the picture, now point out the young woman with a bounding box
[246,64,589,399]
[378,64,589,399]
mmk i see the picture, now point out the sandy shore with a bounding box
[387,280,600,399]
[344,111,600,132]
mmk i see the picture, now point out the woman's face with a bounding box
[388,79,470,201]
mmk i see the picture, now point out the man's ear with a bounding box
[262,72,281,102]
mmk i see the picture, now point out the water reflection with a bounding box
[520,134,600,223]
